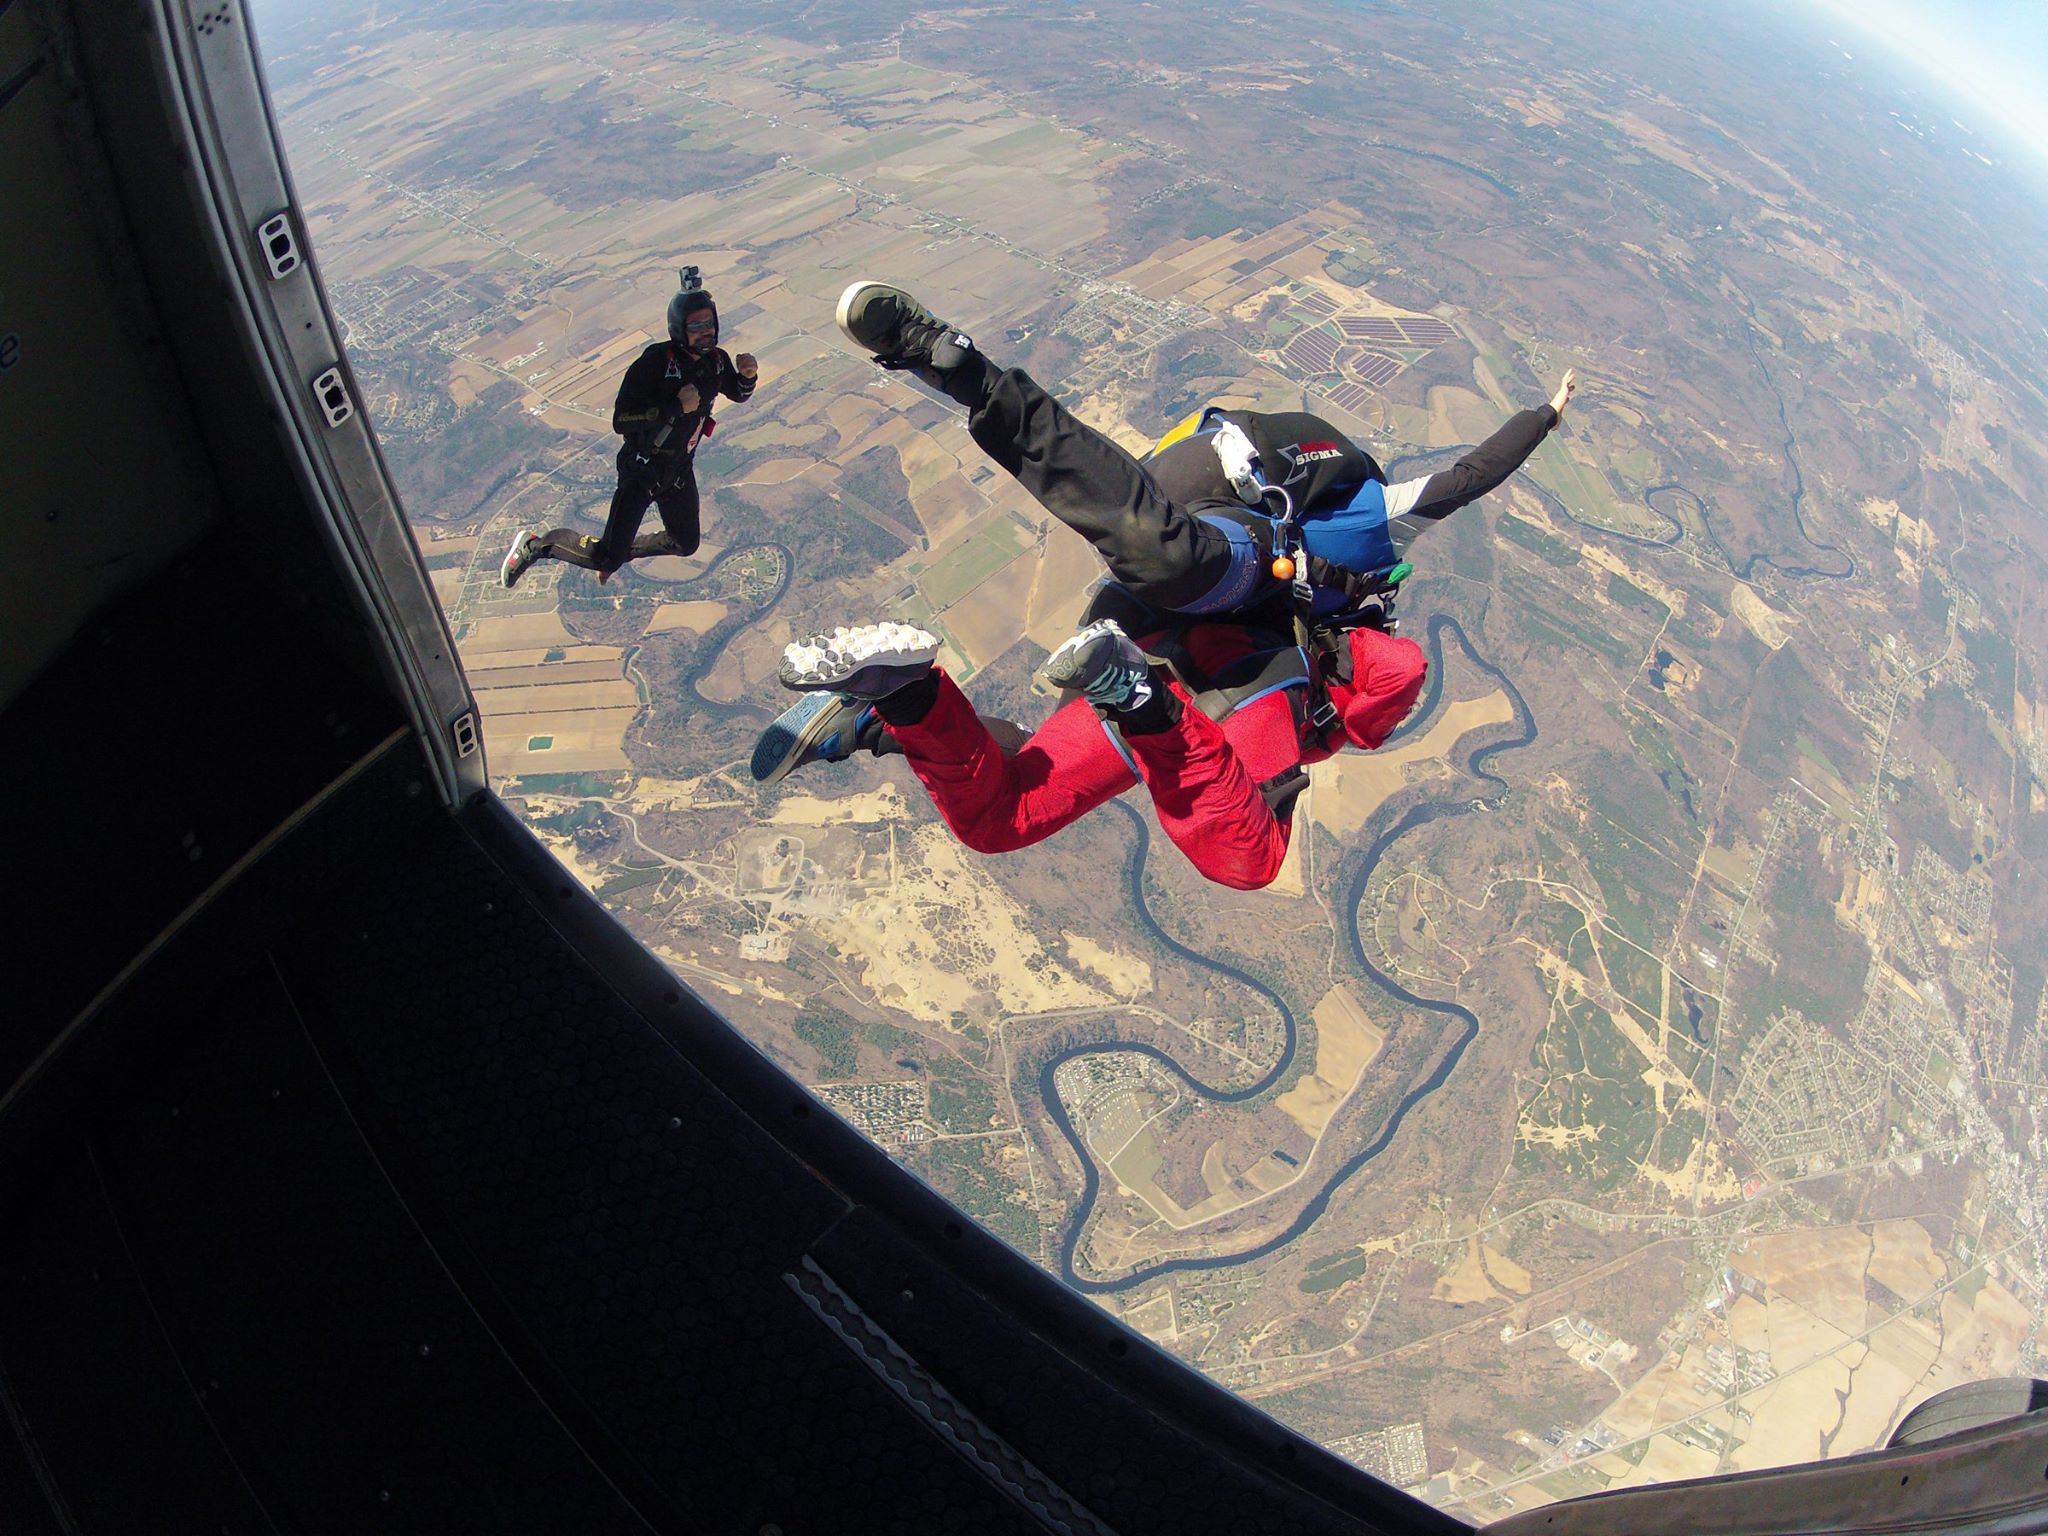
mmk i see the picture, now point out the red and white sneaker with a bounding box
[500,530,541,589]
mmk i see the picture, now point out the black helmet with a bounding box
[667,286,718,354]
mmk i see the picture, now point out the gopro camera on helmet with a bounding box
[667,264,718,353]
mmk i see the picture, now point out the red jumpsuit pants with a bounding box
[885,625,1428,892]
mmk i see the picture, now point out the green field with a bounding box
[1497,513,1581,568]
[1605,936,1666,1022]
[793,999,859,1079]
[1608,444,1662,485]
[979,121,1068,163]
[1649,1103,1706,1174]
[1577,832,1666,950]
[1300,1251,1369,1293]
[597,864,668,898]
[920,516,1030,610]
[1564,920,1600,979]
[884,588,970,676]
[1518,993,1661,1192]
[1953,1263,1989,1307]
[1963,623,2017,704]
[1605,569,1671,626]
[811,125,943,174]
[1517,601,1639,678]
[1533,437,1641,531]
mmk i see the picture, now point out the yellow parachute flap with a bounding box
[1147,406,1209,459]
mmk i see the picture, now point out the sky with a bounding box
[1806,0,2048,174]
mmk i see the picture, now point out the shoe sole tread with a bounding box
[752,691,856,783]
[500,530,538,588]
[836,279,903,352]
[778,621,939,689]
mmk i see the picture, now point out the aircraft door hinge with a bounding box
[310,366,354,428]
[255,212,302,280]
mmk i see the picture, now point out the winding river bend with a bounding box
[634,546,1535,1289]
[619,540,793,727]
[1727,284,1856,584]
[1389,342,1864,586]
[1043,613,1536,1294]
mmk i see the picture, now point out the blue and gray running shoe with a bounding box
[750,693,880,786]
[1039,619,1154,713]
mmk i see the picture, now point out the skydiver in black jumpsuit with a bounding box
[501,273,757,587]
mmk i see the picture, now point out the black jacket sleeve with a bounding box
[716,348,757,404]
[1384,404,1557,524]
[612,346,673,437]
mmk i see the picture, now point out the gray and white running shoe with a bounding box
[778,621,941,699]
[1040,619,1154,713]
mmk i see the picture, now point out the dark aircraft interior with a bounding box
[3,2,2046,1530]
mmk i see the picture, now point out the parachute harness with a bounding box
[1210,421,1419,750]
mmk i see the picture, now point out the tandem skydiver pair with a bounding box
[756,281,1575,892]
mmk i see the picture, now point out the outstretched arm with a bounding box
[1382,368,1576,530]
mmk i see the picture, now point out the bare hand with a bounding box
[676,382,701,413]
[1549,368,1577,420]
[735,352,758,379]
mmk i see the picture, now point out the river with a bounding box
[1039,613,1536,1294]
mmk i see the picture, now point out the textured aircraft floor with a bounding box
[0,733,1442,1535]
